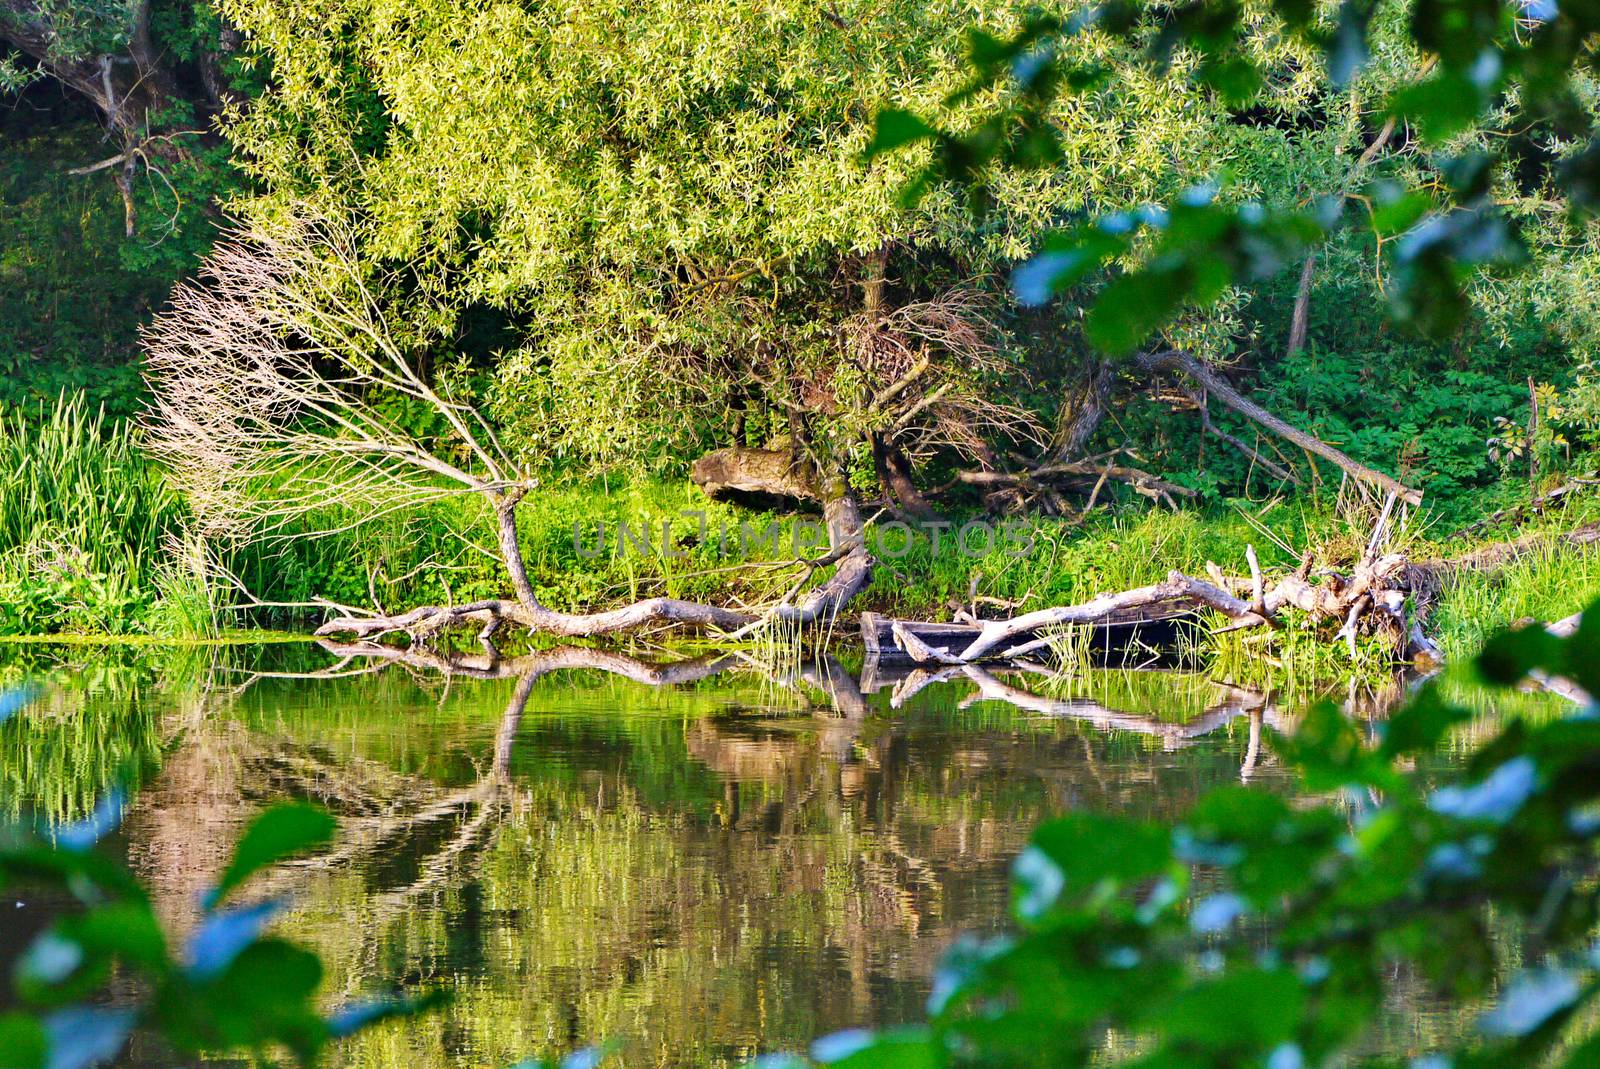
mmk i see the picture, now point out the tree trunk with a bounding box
[1138,349,1421,504]
[318,450,878,644]
[872,434,941,521]
[1051,358,1114,461]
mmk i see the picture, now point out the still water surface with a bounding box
[0,642,1548,1067]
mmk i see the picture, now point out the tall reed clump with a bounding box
[0,393,210,635]
[1428,540,1600,657]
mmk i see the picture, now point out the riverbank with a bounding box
[8,470,1600,676]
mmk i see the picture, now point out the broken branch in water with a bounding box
[870,492,1481,667]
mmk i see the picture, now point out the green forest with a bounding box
[9,0,1600,1066]
[3,0,1600,654]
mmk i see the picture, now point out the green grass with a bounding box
[4,391,1597,687]
[0,393,201,636]
[1428,540,1600,657]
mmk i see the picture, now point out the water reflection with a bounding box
[2,641,1530,1068]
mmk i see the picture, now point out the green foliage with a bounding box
[754,602,1600,1068]
[205,803,335,909]
[0,395,187,636]
[877,0,1600,357]
[0,766,438,1069]
[0,114,169,420]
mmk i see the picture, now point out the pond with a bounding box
[0,641,1566,1068]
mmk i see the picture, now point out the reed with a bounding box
[0,393,214,635]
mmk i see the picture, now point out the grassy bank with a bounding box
[4,396,1598,675]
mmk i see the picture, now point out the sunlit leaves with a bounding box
[870,0,1600,352]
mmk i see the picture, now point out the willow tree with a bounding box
[215,0,1367,511]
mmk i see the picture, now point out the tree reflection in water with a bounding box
[3,640,1438,1068]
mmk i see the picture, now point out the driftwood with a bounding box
[316,457,876,644]
[867,492,1445,667]
[869,497,1600,672]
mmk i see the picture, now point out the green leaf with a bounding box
[40,1007,133,1069]
[204,804,334,909]
[1477,625,1561,686]
[13,930,108,1007]
[812,1027,935,1068]
[0,1012,47,1069]
[1017,813,1171,922]
[1430,756,1537,825]
[1378,683,1471,757]
[1198,55,1262,105]
[1368,189,1433,237]
[185,898,288,979]
[162,941,327,1062]
[1012,228,1128,306]
[326,990,451,1039]
[1388,74,1487,142]
[1085,265,1193,355]
[1560,601,1600,696]
[1327,0,1375,85]
[1480,968,1580,1037]
[863,109,937,160]
[69,904,167,971]
[1143,968,1304,1048]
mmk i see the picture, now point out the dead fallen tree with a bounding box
[145,211,874,647]
[874,505,1600,669]
[872,494,1450,666]
[1135,350,1423,506]
[947,347,1417,518]
[877,557,1427,667]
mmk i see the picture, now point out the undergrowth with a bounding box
[5,391,1600,688]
